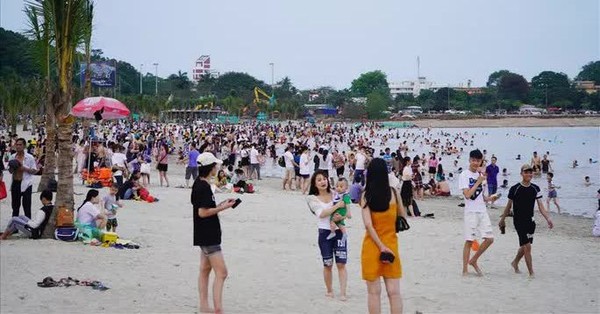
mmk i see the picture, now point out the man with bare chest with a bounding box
[8,138,38,218]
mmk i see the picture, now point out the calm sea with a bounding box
[263,126,599,217]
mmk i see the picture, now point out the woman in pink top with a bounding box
[427,153,438,180]
[156,143,170,187]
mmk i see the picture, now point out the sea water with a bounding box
[262,126,599,217]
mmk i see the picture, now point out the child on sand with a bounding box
[102,184,123,232]
[326,178,352,241]
[546,172,561,214]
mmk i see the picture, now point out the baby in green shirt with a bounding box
[327,178,352,241]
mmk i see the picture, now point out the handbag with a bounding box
[56,206,75,227]
[391,188,410,232]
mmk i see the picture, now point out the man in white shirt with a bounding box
[458,149,499,277]
[9,138,38,218]
[111,145,128,186]
[282,146,298,190]
[353,147,367,184]
[249,144,261,180]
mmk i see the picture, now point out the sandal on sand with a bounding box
[37,277,58,288]
[423,213,435,219]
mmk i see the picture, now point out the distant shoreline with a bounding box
[407,116,600,128]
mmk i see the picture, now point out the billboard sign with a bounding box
[80,62,116,87]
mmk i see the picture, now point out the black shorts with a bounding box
[157,163,168,172]
[107,218,118,229]
[295,168,301,177]
[185,166,198,180]
[241,157,250,166]
[428,166,436,174]
[515,222,536,246]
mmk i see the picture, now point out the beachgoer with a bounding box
[354,147,367,184]
[360,158,405,313]
[326,178,352,241]
[282,145,297,190]
[102,184,123,232]
[299,146,311,194]
[0,190,54,240]
[411,155,423,201]
[486,156,500,206]
[185,142,200,188]
[76,189,107,230]
[156,143,170,187]
[8,138,37,218]
[499,164,554,277]
[428,152,438,180]
[546,172,560,214]
[306,170,348,300]
[459,149,499,276]
[400,156,415,216]
[192,152,237,314]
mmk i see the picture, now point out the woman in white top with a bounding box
[400,156,415,216]
[76,189,107,229]
[306,170,348,301]
[298,146,312,194]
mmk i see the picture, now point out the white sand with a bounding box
[1,163,599,313]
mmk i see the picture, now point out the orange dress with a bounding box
[361,202,402,281]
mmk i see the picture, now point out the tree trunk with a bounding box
[55,116,75,210]
[38,90,57,192]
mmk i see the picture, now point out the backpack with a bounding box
[56,206,74,227]
[54,227,79,241]
[278,156,285,167]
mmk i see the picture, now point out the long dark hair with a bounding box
[77,189,99,212]
[363,158,391,212]
[308,170,331,196]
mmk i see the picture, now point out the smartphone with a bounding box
[232,198,242,208]
[379,252,395,263]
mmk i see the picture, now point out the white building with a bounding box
[389,77,443,98]
[192,55,212,82]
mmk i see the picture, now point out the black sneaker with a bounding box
[458,203,465,207]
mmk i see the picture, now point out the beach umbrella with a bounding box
[71,96,131,120]
[71,97,131,180]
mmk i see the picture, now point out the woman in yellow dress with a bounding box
[360,158,407,314]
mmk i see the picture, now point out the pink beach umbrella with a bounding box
[71,96,130,120]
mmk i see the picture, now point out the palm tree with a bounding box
[25,0,56,194]
[25,0,94,238]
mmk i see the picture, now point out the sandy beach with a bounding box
[411,116,600,128]
[1,162,599,314]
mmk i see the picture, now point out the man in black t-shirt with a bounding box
[499,164,554,277]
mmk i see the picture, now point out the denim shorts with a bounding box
[200,244,222,256]
[318,229,347,266]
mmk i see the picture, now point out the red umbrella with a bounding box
[71,96,130,120]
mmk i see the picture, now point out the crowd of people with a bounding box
[1,118,599,314]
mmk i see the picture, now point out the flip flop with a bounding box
[37,277,58,288]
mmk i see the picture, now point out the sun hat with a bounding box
[197,152,222,167]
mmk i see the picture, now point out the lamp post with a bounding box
[139,63,144,95]
[153,62,159,95]
[269,62,275,93]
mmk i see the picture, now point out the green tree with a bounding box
[576,61,600,83]
[350,70,389,97]
[530,71,572,107]
[486,70,512,87]
[433,87,456,111]
[365,90,390,119]
[498,73,529,102]
[212,72,267,102]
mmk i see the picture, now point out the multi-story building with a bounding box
[389,77,443,98]
[192,55,211,82]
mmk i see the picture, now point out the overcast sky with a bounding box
[1,0,598,89]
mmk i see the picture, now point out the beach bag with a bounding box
[278,156,285,167]
[56,206,75,227]
[246,183,255,194]
[54,227,79,241]
[0,180,6,200]
[140,163,151,174]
